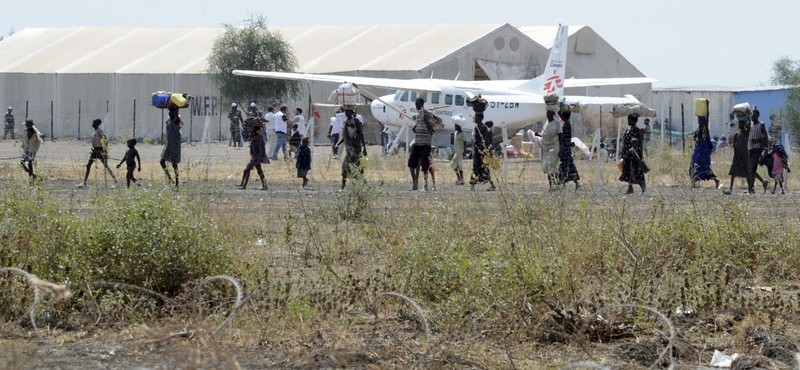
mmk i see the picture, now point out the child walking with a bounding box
[769,143,790,195]
[296,136,312,190]
[116,138,141,187]
[77,118,118,188]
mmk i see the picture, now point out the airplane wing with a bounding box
[564,77,658,88]
[481,93,640,106]
[232,70,442,93]
[478,94,545,104]
[563,95,640,105]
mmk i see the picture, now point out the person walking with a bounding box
[767,143,790,195]
[228,103,243,147]
[77,118,118,188]
[450,114,467,185]
[246,102,264,139]
[748,109,770,194]
[338,109,367,190]
[3,106,14,140]
[293,108,306,136]
[20,119,43,183]
[296,136,312,190]
[271,106,289,160]
[264,106,276,155]
[724,114,752,195]
[541,110,562,190]
[237,125,269,190]
[557,111,580,190]
[469,114,496,190]
[161,108,182,189]
[116,138,142,188]
[689,115,720,189]
[328,109,343,159]
[619,114,646,194]
[408,97,434,191]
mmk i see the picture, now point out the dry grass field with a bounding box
[1,138,799,369]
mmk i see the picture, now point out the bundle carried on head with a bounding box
[543,94,560,112]
[466,95,488,113]
[152,91,191,109]
[611,103,657,118]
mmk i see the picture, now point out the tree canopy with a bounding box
[207,15,300,105]
[770,57,800,141]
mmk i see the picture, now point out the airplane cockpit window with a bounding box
[455,95,465,106]
[445,94,453,105]
[400,91,409,102]
[393,90,404,101]
[410,92,417,102]
[419,92,427,103]
[431,93,440,104]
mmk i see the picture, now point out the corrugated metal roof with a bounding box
[0,24,506,74]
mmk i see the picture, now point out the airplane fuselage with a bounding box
[371,87,547,135]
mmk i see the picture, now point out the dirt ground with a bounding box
[1,138,799,369]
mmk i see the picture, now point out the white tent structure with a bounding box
[0,24,651,142]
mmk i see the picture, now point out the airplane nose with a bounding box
[371,100,387,123]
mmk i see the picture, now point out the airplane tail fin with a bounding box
[513,24,568,95]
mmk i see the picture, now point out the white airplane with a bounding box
[233,24,656,142]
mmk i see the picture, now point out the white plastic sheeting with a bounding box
[475,59,528,80]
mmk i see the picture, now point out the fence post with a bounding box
[681,103,685,153]
[78,101,81,139]
[50,101,54,141]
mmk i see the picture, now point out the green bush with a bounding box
[0,181,231,297]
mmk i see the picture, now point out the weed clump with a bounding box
[0,181,231,303]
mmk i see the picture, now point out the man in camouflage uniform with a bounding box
[3,106,14,140]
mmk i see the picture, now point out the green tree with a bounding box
[207,14,300,105]
[771,57,800,141]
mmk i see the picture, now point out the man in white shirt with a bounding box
[328,109,343,158]
[263,106,276,155]
[271,106,289,160]
[293,108,307,136]
[382,123,392,154]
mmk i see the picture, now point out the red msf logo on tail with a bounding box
[544,75,563,93]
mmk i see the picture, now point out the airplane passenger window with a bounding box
[455,95,465,106]
[431,93,440,104]
[445,94,453,105]
[400,91,409,102]
[420,92,427,103]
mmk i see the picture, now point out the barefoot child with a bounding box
[296,136,312,190]
[769,143,790,194]
[116,138,141,187]
[77,118,118,188]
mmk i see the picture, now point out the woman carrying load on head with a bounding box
[689,115,720,189]
[724,109,752,195]
[557,110,580,190]
[619,113,646,194]
[540,110,562,191]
